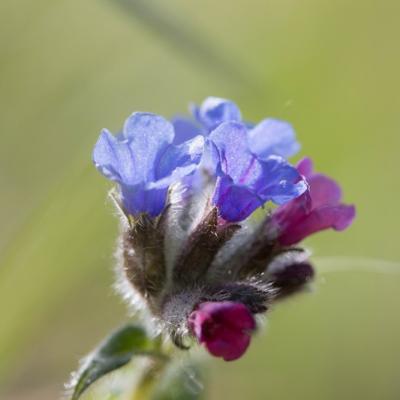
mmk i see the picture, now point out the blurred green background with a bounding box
[1,0,399,399]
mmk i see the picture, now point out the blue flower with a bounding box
[93,112,204,217]
[209,122,307,222]
[172,96,300,160]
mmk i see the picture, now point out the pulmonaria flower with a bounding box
[209,121,307,222]
[172,96,300,160]
[93,112,204,216]
[93,98,355,362]
[272,157,356,245]
[173,96,303,211]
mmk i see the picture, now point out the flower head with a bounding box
[188,301,256,361]
[93,98,356,363]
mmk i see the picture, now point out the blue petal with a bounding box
[210,148,308,221]
[256,156,308,205]
[192,97,242,131]
[208,121,256,182]
[150,135,205,189]
[212,175,263,222]
[171,116,201,144]
[269,180,308,205]
[248,118,300,159]
[121,112,175,182]
[122,112,174,141]
[120,184,168,217]
[93,129,137,185]
[93,112,200,217]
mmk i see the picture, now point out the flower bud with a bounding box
[188,301,256,361]
[269,261,314,297]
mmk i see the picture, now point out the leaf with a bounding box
[68,324,160,400]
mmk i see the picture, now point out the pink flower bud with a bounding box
[188,301,256,361]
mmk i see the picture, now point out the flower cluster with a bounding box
[93,97,355,362]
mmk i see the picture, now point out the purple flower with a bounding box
[93,112,204,217]
[273,157,356,245]
[209,122,307,222]
[188,301,256,361]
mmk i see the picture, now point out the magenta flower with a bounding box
[273,157,356,246]
[188,301,256,361]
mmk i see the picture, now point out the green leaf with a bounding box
[68,324,160,400]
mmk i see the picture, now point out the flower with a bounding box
[92,98,356,364]
[273,157,356,245]
[188,301,256,361]
[93,112,204,217]
[209,121,307,222]
[172,97,302,207]
[172,96,300,158]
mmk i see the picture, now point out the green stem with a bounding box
[130,356,169,400]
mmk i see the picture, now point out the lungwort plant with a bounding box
[67,97,355,399]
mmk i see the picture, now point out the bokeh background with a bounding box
[1,0,399,399]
